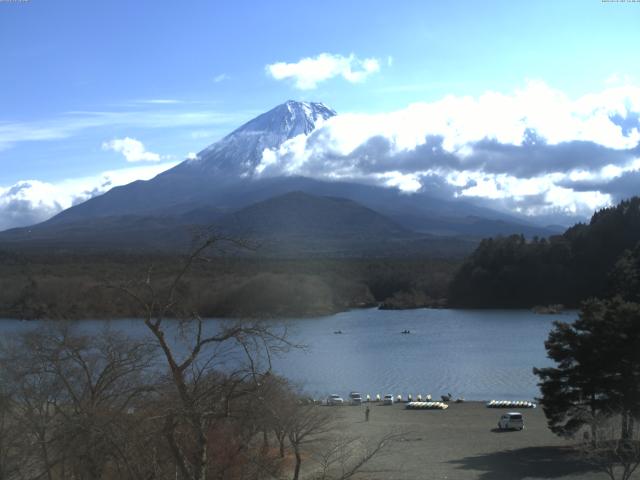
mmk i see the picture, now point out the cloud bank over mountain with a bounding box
[255,81,640,219]
[1,81,639,231]
[0,162,178,230]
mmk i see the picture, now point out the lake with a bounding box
[0,308,575,401]
[276,308,575,401]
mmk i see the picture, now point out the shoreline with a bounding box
[0,304,580,322]
[318,401,610,479]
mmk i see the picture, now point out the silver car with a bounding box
[349,392,363,405]
[498,412,524,430]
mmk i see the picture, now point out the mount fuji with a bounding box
[0,101,558,255]
[188,100,336,177]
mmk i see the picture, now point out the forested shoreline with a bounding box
[449,197,640,308]
[3,197,639,319]
[0,253,457,320]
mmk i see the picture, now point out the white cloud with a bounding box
[102,137,161,162]
[0,108,254,151]
[213,73,229,83]
[605,73,633,86]
[137,99,182,104]
[449,171,611,215]
[266,53,381,90]
[186,152,199,160]
[0,122,73,151]
[254,81,640,219]
[191,130,215,140]
[377,171,422,192]
[0,162,178,231]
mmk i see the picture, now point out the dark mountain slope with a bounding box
[0,191,477,257]
[46,101,336,223]
[218,191,411,239]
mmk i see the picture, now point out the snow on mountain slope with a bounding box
[185,100,336,176]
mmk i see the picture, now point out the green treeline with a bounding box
[449,197,640,308]
[0,254,458,319]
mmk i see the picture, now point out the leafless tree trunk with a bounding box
[580,413,640,480]
[112,232,293,480]
[286,405,335,480]
[0,324,159,480]
[312,431,403,480]
[0,388,21,480]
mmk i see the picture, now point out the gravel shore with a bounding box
[317,401,632,480]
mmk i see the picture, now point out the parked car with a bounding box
[498,412,524,430]
[349,392,363,405]
[383,394,394,405]
[327,394,344,405]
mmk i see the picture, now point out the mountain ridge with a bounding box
[181,100,336,177]
[0,191,478,257]
[0,100,560,253]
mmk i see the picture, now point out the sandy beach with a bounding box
[315,401,635,480]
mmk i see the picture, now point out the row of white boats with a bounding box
[323,394,536,408]
[406,401,449,410]
[486,400,537,408]
[369,394,433,402]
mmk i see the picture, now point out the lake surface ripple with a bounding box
[0,308,576,401]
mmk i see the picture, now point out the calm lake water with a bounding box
[0,308,576,401]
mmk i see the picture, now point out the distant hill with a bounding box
[0,215,195,253]
[219,191,410,239]
[213,191,466,257]
[449,196,640,307]
[0,191,477,257]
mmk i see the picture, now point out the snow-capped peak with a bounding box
[278,100,336,135]
[186,101,337,176]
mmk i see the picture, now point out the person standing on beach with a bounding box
[365,405,370,421]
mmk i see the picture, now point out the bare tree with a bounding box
[257,374,296,459]
[2,342,63,480]
[0,324,159,480]
[313,432,402,480]
[580,413,640,480]
[0,386,22,480]
[112,233,293,480]
[285,404,335,480]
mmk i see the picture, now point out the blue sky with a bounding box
[1,0,640,229]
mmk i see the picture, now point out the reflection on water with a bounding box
[0,308,575,401]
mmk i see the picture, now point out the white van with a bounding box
[383,394,394,405]
[498,412,524,430]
